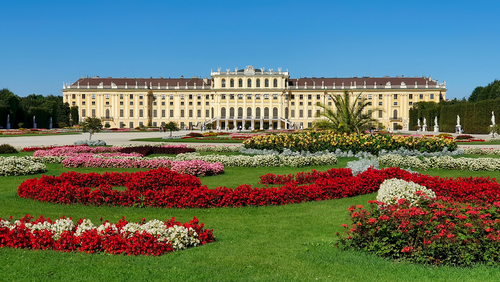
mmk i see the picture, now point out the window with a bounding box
[273,94,278,99]
[409,94,413,99]
[368,102,372,106]
[230,79,234,87]
[299,102,303,106]
[92,94,96,99]
[181,102,184,106]
[393,110,398,119]
[91,101,95,105]
[105,101,109,105]
[197,94,201,100]
[139,95,143,100]
[238,94,243,99]
[139,109,143,117]
[378,110,383,118]
[299,95,303,100]
[170,102,173,106]
[189,109,193,118]
[161,109,165,117]
[180,94,184,99]
[308,110,312,118]
[221,79,226,87]
[291,102,295,106]
[291,109,295,117]
[238,79,243,87]
[265,79,269,87]
[130,109,134,117]
[170,109,174,117]
[430,94,434,99]
[221,94,226,99]
[106,94,109,99]
[206,102,209,105]
[71,94,75,99]
[393,94,398,99]
[256,79,260,87]
[273,79,278,87]
[368,94,372,100]
[264,94,269,99]
[129,122,134,128]
[308,95,312,100]
[308,102,312,106]
[247,79,252,87]
[379,94,383,99]
[206,109,209,117]
[419,94,423,99]
[290,94,295,99]
[189,102,193,106]
[170,95,174,100]
[197,102,201,106]
[153,109,157,117]
[393,102,398,106]
[139,101,143,106]
[162,102,165,106]
[189,95,193,100]
[82,109,86,117]
[130,101,133,105]
[299,109,303,117]
[181,110,184,117]
[130,94,133,99]
[316,95,320,100]
[161,95,165,99]
[256,94,261,99]
[230,94,234,100]
[91,109,96,117]
[120,94,123,99]
[82,94,86,99]
[206,95,209,99]
[81,101,86,105]
[120,101,123,105]
[409,102,413,106]
[247,94,252,99]
[379,102,382,106]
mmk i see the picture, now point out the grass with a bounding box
[3,153,500,281]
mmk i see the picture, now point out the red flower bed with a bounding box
[19,166,500,209]
[21,145,86,152]
[0,214,214,256]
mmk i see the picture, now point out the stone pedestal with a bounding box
[434,126,439,133]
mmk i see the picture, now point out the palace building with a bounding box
[62,65,447,130]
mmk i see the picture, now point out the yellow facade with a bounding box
[62,65,446,130]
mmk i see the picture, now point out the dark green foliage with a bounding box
[70,105,79,126]
[0,143,18,154]
[468,80,500,102]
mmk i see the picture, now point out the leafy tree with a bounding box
[164,121,179,137]
[315,91,377,135]
[80,117,103,140]
[70,106,79,126]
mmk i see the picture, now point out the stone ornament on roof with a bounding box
[244,65,255,75]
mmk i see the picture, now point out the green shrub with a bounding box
[0,143,18,154]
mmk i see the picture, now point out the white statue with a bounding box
[492,111,495,126]
[423,117,427,126]
[434,116,438,127]
[417,119,421,127]
[457,115,460,126]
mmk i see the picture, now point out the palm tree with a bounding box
[315,91,378,135]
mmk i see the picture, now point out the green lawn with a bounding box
[2,153,500,281]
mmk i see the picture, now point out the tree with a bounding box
[315,91,377,135]
[81,117,103,140]
[70,106,79,126]
[164,121,179,137]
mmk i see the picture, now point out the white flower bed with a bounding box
[378,154,500,171]
[0,156,47,176]
[155,152,338,167]
[462,147,500,155]
[376,178,436,206]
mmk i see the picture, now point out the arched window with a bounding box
[273,78,278,87]
[230,79,234,87]
[238,107,243,118]
[256,107,261,118]
[265,79,269,87]
[256,79,260,87]
[238,79,243,87]
[221,79,226,87]
[221,107,226,118]
[273,107,278,119]
[285,107,289,119]
[247,107,252,118]
[264,107,269,118]
[247,79,252,88]
[230,107,235,118]
[105,109,110,119]
[393,109,398,119]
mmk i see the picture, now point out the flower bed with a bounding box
[61,155,224,176]
[20,166,500,209]
[243,131,457,154]
[378,154,500,171]
[0,156,47,176]
[117,145,196,156]
[0,214,214,255]
[22,145,86,152]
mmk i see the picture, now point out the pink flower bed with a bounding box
[62,155,224,176]
[33,146,120,158]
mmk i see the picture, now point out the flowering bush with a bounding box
[337,199,500,266]
[243,131,457,154]
[0,156,46,176]
[378,154,500,171]
[376,178,436,206]
[0,214,214,255]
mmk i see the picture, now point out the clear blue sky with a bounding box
[1,0,499,100]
